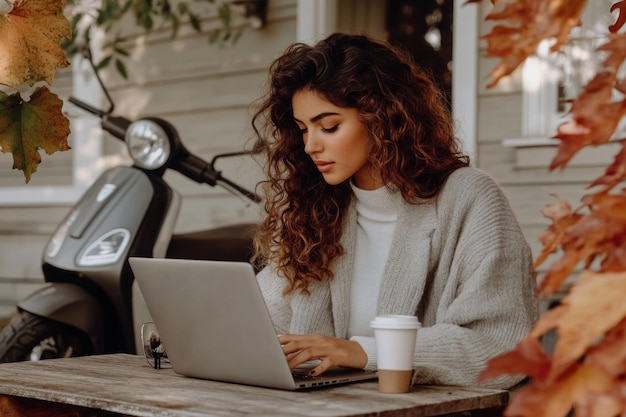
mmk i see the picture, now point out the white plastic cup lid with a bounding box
[370,315,421,330]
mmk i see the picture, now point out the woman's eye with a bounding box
[321,125,338,133]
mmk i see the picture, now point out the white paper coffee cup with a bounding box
[370,315,420,393]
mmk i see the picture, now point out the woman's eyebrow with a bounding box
[293,112,340,124]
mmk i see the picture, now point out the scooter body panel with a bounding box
[43,166,155,271]
[17,283,104,352]
[41,165,177,353]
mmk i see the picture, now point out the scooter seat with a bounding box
[166,223,257,267]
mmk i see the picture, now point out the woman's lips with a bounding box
[314,160,334,173]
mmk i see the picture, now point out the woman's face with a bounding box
[292,89,383,190]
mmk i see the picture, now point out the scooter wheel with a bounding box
[0,310,93,363]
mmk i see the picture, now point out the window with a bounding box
[522,1,620,140]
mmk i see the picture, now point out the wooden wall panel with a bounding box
[476,94,523,144]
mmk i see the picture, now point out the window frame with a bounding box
[516,1,617,143]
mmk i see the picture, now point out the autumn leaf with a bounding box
[587,140,626,191]
[503,363,616,417]
[585,317,626,379]
[576,389,626,417]
[550,34,626,170]
[0,0,71,88]
[479,336,552,382]
[534,195,584,295]
[0,86,71,183]
[482,271,626,417]
[466,0,587,87]
[534,195,581,266]
[535,191,626,295]
[578,192,626,271]
[537,271,626,381]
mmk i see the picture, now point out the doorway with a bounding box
[386,0,454,108]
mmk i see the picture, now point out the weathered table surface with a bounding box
[0,353,508,417]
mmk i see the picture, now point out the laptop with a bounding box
[129,257,377,390]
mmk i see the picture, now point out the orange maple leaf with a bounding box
[534,195,584,295]
[0,86,71,183]
[534,195,581,266]
[504,363,616,417]
[578,192,626,271]
[587,141,626,191]
[585,317,626,379]
[534,271,626,382]
[535,190,626,295]
[483,272,626,417]
[0,0,71,88]
[551,34,626,170]
[466,0,587,88]
[479,336,552,382]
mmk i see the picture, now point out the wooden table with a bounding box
[0,354,508,417]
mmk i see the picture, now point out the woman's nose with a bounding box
[303,132,321,155]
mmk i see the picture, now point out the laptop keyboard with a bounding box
[292,370,317,381]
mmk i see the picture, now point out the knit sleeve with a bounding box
[256,266,292,335]
[416,169,538,389]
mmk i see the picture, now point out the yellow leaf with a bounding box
[0,86,71,183]
[0,0,71,88]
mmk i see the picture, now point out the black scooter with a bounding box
[0,46,261,362]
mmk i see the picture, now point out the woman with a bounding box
[251,33,537,390]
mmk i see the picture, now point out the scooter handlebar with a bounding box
[70,96,260,203]
[173,153,261,204]
[218,177,262,203]
[69,96,106,117]
[69,96,132,140]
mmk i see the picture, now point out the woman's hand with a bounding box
[278,333,368,376]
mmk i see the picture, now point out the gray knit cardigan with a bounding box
[256,167,538,390]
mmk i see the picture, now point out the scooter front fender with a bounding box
[17,283,104,352]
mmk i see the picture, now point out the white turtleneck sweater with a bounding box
[348,183,402,338]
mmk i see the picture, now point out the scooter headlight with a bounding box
[125,119,171,170]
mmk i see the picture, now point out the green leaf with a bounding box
[96,55,113,70]
[115,59,128,79]
[208,28,221,44]
[0,88,71,183]
[169,14,180,39]
[232,29,243,44]
[189,13,201,32]
[161,0,171,17]
[218,2,232,26]
[114,47,130,57]
[69,12,82,33]
[61,0,246,76]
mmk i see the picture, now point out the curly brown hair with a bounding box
[251,33,469,294]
